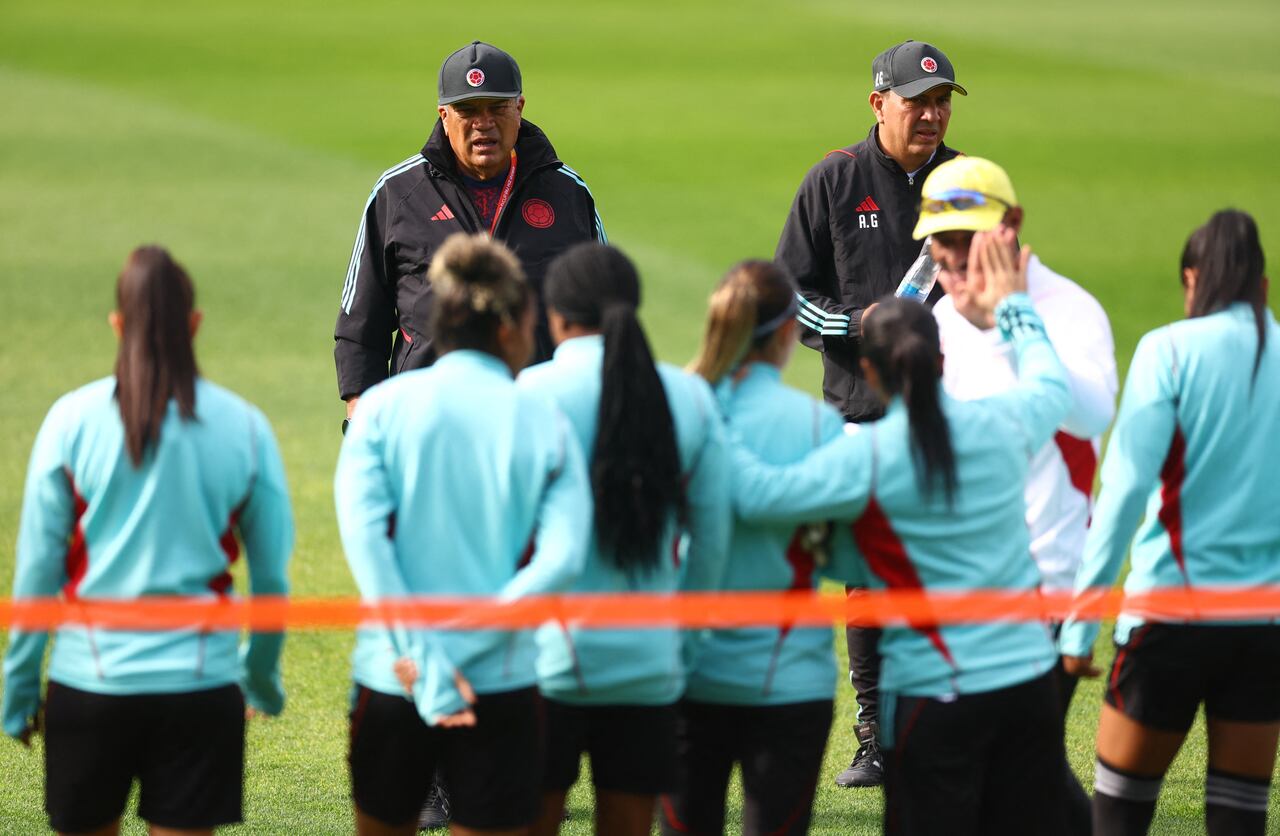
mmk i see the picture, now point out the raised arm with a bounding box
[732,429,875,527]
[1059,332,1179,660]
[974,232,1071,455]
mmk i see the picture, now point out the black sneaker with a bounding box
[417,782,451,830]
[834,722,883,788]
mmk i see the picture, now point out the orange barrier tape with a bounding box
[1,587,1279,631]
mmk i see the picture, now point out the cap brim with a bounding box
[891,79,967,99]
[912,205,1003,240]
[438,90,521,106]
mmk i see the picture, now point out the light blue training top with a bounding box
[336,350,592,722]
[732,296,1070,737]
[685,362,864,707]
[1060,304,1280,657]
[3,377,294,738]
[518,335,731,705]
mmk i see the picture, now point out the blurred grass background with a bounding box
[2,0,1278,831]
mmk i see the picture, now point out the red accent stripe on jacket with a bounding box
[851,498,957,668]
[1157,426,1188,581]
[1054,431,1098,500]
[210,511,242,596]
[62,470,90,600]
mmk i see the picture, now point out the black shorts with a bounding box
[543,699,678,795]
[883,671,1065,836]
[348,685,542,829]
[1105,623,1280,732]
[660,699,832,836]
[43,681,245,833]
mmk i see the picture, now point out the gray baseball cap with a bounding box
[872,41,967,99]
[438,41,522,106]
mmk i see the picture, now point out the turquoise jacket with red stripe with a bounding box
[733,295,1069,711]
[336,350,592,721]
[1060,304,1280,657]
[3,377,293,738]
[685,363,864,706]
[516,336,731,705]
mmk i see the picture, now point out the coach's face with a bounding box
[871,86,953,170]
[438,96,525,181]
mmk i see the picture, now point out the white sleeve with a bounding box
[1041,283,1118,440]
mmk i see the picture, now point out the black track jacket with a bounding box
[776,126,959,421]
[334,119,604,400]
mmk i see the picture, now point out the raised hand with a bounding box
[969,228,1031,328]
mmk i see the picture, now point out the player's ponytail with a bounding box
[429,233,531,355]
[1181,209,1268,382]
[689,260,798,385]
[545,243,684,575]
[114,246,199,467]
[862,297,957,505]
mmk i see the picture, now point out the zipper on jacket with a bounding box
[85,624,105,681]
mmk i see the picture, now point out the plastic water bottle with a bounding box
[895,238,941,303]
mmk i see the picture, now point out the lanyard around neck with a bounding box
[488,150,518,236]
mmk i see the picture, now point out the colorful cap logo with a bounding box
[466,68,485,87]
[921,57,938,73]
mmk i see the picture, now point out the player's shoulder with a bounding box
[367,153,429,197]
[44,376,116,429]
[808,140,867,179]
[194,378,273,429]
[1028,257,1109,324]
[657,361,716,408]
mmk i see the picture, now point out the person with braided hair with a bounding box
[731,230,1074,835]
[336,233,592,836]
[517,242,730,836]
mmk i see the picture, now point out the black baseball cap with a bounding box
[871,41,967,99]
[438,41,522,106]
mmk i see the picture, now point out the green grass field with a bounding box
[2,0,1280,832]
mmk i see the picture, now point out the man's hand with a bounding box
[966,228,1031,328]
[859,301,879,336]
[393,658,479,728]
[1061,654,1102,679]
[393,656,418,695]
[345,396,360,420]
[435,671,478,729]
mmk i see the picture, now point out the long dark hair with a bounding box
[429,233,531,355]
[688,259,796,385]
[1181,209,1268,381]
[114,246,199,466]
[544,243,684,574]
[861,297,957,504]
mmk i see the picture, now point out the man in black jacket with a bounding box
[335,40,605,422]
[774,39,966,791]
[334,42,603,830]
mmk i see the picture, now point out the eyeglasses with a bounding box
[921,189,1012,215]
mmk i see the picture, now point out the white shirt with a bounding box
[933,255,1118,591]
